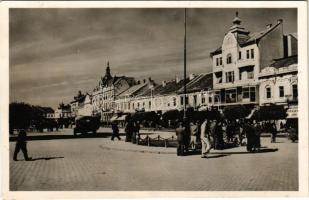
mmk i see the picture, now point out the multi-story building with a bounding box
[115,78,156,113]
[91,62,136,122]
[259,55,298,106]
[177,73,213,110]
[210,12,293,108]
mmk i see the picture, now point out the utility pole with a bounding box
[183,8,187,120]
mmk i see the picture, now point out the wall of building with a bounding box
[258,22,284,71]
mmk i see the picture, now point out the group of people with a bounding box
[175,117,278,158]
[124,119,140,143]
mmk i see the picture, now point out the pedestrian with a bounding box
[244,120,255,152]
[253,120,262,150]
[111,122,121,141]
[189,121,198,149]
[13,130,32,161]
[124,119,134,142]
[176,121,186,156]
[209,119,217,149]
[200,119,213,158]
[216,120,224,150]
[271,121,277,143]
[132,121,140,144]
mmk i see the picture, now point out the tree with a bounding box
[9,102,33,131]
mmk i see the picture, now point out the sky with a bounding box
[9,8,297,109]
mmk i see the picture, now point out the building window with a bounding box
[149,101,151,108]
[208,96,212,103]
[251,49,254,59]
[247,71,254,79]
[226,71,234,83]
[226,54,232,64]
[173,97,177,106]
[193,95,197,106]
[216,58,219,66]
[219,57,222,65]
[180,96,184,105]
[246,50,250,59]
[201,96,205,104]
[266,87,271,99]
[292,84,298,98]
[239,51,242,60]
[279,86,284,98]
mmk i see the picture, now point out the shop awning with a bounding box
[116,115,127,121]
[110,115,118,122]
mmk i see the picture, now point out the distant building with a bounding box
[92,62,136,122]
[177,73,213,110]
[55,103,72,119]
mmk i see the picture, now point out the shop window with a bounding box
[250,87,256,102]
[243,87,250,99]
[226,89,237,103]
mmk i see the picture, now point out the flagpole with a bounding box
[183,8,187,120]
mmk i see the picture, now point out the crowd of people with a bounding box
[175,118,279,158]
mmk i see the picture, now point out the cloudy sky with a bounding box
[9,8,297,108]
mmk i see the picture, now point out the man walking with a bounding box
[111,122,121,141]
[13,130,32,161]
[200,119,213,158]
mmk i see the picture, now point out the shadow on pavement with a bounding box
[31,156,64,161]
[203,154,230,159]
[9,132,125,141]
[209,148,279,155]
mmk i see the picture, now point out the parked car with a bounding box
[73,116,100,136]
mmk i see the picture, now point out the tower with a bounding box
[105,61,112,78]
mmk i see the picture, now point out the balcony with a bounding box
[237,59,256,68]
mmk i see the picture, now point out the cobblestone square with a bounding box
[9,129,298,191]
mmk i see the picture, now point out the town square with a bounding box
[7,6,301,193]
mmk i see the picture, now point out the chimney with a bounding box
[176,77,180,83]
[189,73,196,80]
[162,80,166,87]
[266,23,272,29]
[277,19,283,24]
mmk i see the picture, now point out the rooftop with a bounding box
[178,73,213,94]
[270,55,298,69]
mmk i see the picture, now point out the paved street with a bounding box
[9,128,298,191]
